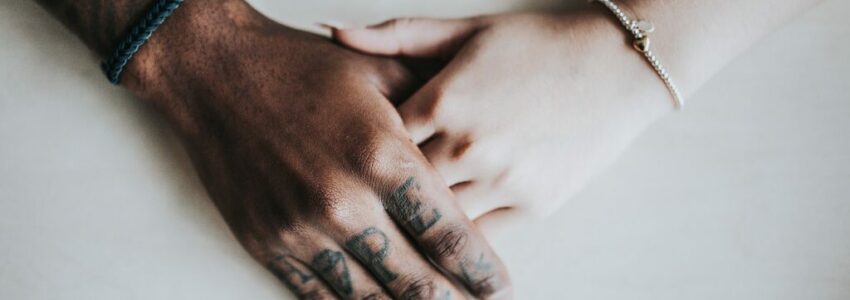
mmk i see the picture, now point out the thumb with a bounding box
[331,17,483,58]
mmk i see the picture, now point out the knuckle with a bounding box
[427,226,470,261]
[448,135,476,161]
[420,88,449,121]
[460,139,503,170]
[317,203,357,230]
[309,187,386,232]
[490,167,514,188]
[362,293,391,300]
[405,86,451,125]
[348,134,402,177]
[309,191,357,227]
[398,275,438,300]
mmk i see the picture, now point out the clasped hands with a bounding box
[124,1,670,299]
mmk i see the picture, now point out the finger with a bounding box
[395,56,471,147]
[343,225,465,299]
[419,134,475,185]
[370,60,421,106]
[379,167,513,298]
[451,181,511,220]
[331,17,483,58]
[308,247,392,300]
[317,198,466,299]
[351,91,512,297]
[396,90,439,144]
[266,254,338,300]
[277,231,391,300]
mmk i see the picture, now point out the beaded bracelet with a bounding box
[591,0,684,109]
[101,0,184,84]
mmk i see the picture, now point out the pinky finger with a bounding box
[267,254,338,300]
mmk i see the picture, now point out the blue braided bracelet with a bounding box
[101,0,184,84]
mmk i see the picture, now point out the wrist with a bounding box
[613,0,709,98]
[559,8,677,120]
[116,0,316,136]
[610,0,814,99]
[120,0,280,94]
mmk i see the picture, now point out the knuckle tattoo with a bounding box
[266,255,318,295]
[346,227,398,284]
[430,227,469,260]
[459,253,501,297]
[399,276,437,300]
[468,274,499,297]
[387,177,442,235]
[361,293,390,300]
[310,250,354,297]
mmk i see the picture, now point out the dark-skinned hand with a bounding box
[109,1,512,299]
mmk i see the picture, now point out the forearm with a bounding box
[621,0,824,97]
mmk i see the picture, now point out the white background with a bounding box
[1,0,848,299]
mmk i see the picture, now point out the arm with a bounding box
[330,0,824,225]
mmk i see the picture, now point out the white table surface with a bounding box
[1,1,849,299]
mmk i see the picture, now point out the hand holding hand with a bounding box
[333,10,675,226]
